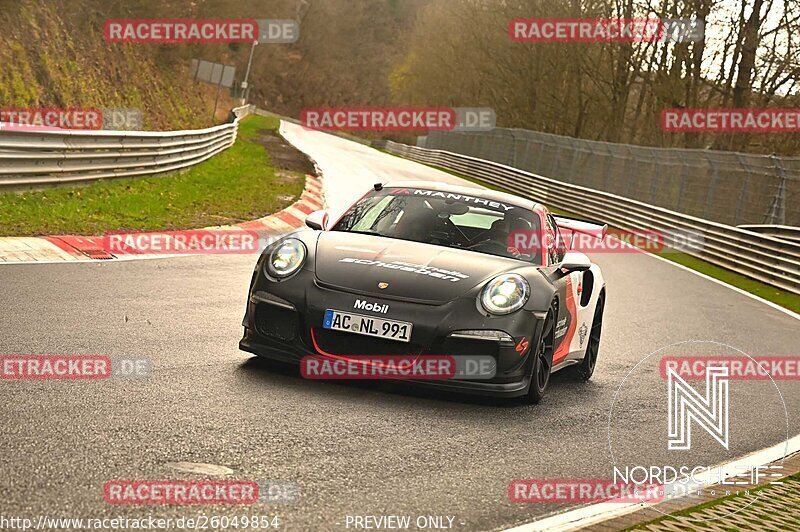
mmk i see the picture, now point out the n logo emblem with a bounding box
[667,365,729,450]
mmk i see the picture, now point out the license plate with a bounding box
[323,309,412,343]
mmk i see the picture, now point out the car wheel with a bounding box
[565,293,604,382]
[523,300,556,404]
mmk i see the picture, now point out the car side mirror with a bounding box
[305,210,328,230]
[560,251,591,273]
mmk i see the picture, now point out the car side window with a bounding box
[554,216,567,262]
[545,214,565,265]
[544,215,557,265]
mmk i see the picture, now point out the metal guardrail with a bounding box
[0,105,255,190]
[385,141,800,295]
[419,129,797,227]
[738,225,800,244]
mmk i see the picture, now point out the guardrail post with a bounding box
[567,138,579,184]
[734,153,753,226]
[623,146,636,196]
[584,142,596,187]
[766,154,787,225]
[703,154,719,220]
[508,130,518,167]
[676,160,690,212]
[550,143,561,179]
[517,131,531,171]
[536,138,546,175]
[603,143,614,190]
[648,148,660,204]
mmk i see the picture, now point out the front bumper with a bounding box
[239,269,545,399]
[239,335,533,398]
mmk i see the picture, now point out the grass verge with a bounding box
[0,115,305,236]
[626,471,800,530]
[379,150,800,313]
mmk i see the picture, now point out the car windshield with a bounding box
[331,187,543,264]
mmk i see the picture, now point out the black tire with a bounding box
[565,293,604,382]
[523,300,556,404]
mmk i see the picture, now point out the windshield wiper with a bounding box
[344,230,384,237]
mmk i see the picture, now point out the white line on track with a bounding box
[503,434,800,531]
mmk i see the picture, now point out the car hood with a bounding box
[314,231,520,303]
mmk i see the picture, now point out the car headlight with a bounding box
[480,274,530,315]
[266,238,306,279]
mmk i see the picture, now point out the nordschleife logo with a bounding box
[667,365,729,450]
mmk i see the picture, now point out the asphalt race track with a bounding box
[1,123,798,531]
